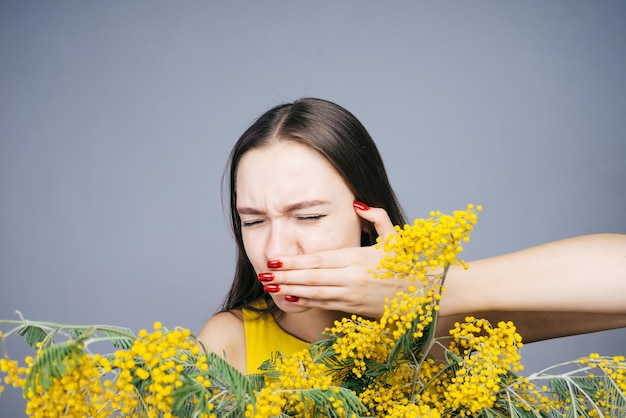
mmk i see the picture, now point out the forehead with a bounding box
[235,141,352,205]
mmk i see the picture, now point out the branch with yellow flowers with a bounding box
[2,205,625,417]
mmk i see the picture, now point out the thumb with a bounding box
[353,201,397,241]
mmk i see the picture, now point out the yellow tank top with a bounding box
[242,299,309,374]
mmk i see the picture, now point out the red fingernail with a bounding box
[284,295,299,302]
[258,272,274,282]
[267,260,283,269]
[263,284,280,293]
[353,201,370,211]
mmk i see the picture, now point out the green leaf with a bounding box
[24,342,83,392]
[277,386,367,417]
[69,327,87,340]
[246,372,266,392]
[68,325,98,344]
[102,325,136,349]
[185,350,257,415]
[16,324,48,348]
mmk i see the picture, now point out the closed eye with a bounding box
[295,214,326,222]
[241,219,264,227]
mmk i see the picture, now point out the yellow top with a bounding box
[242,299,309,374]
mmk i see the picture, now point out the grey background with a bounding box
[1,1,625,415]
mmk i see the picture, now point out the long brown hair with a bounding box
[219,98,407,314]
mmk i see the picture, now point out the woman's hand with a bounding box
[258,199,626,339]
[259,205,411,318]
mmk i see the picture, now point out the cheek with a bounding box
[241,232,264,272]
[303,215,363,252]
[334,221,363,248]
[338,209,364,246]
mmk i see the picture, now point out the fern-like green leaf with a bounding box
[68,325,99,344]
[69,327,87,340]
[102,325,136,349]
[202,350,256,414]
[604,375,626,416]
[246,372,266,392]
[16,324,48,348]
[284,386,367,417]
[24,342,83,392]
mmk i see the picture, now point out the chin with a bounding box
[274,297,310,314]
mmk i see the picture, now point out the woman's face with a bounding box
[236,140,363,313]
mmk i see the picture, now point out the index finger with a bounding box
[268,247,359,271]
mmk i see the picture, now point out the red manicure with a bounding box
[353,201,370,211]
[284,295,299,302]
[263,284,280,293]
[258,272,274,282]
[267,260,283,269]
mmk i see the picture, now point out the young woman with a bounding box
[198,97,626,375]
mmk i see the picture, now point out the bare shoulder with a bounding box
[198,310,246,373]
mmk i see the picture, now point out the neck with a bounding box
[277,309,347,343]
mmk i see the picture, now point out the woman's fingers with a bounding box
[354,206,397,240]
[269,279,411,318]
[270,245,380,272]
[270,249,349,271]
[262,251,378,287]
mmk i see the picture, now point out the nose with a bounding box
[264,220,298,261]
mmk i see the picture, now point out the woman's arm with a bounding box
[441,233,626,316]
[436,233,626,342]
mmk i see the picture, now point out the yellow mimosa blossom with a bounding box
[246,349,344,417]
[0,357,27,391]
[2,204,624,417]
[444,317,524,415]
[375,204,481,284]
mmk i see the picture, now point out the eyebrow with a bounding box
[237,200,330,215]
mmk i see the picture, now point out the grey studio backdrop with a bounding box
[1,1,625,415]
